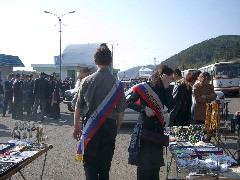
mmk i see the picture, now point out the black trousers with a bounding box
[12,98,23,119]
[83,118,117,180]
[50,103,60,119]
[2,95,12,116]
[137,167,160,180]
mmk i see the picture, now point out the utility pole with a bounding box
[110,42,118,75]
[44,10,75,80]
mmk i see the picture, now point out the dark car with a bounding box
[63,88,78,112]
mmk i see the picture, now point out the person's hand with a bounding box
[145,106,155,117]
[73,124,82,141]
[160,74,172,88]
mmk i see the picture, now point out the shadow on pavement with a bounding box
[0,123,11,131]
[17,112,74,127]
[40,113,74,127]
[0,130,12,138]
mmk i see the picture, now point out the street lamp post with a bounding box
[44,11,75,80]
[110,42,118,75]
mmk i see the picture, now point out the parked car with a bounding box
[63,88,78,112]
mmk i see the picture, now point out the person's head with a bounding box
[16,73,21,80]
[151,64,174,87]
[173,68,182,81]
[198,72,211,85]
[25,74,30,80]
[49,75,54,81]
[7,74,12,80]
[190,70,201,84]
[94,43,112,66]
[29,74,33,79]
[10,73,16,80]
[40,72,45,78]
[21,74,25,80]
[78,67,93,79]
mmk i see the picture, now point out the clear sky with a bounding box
[1,0,240,71]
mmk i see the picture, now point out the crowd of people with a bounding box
[73,45,216,180]
[0,72,65,120]
[72,43,218,180]
[0,43,218,180]
[169,68,216,127]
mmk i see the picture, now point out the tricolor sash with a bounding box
[133,82,164,126]
[77,80,124,158]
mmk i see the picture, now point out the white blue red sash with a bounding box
[77,80,124,156]
[133,82,164,126]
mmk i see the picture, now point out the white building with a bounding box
[32,43,100,81]
[139,67,153,79]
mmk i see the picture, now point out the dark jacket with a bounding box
[0,84,3,95]
[169,79,192,126]
[4,80,13,97]
[34,77,50,100]
[127,82,173,168]
[13,80,23,100]
[49,80,61,103]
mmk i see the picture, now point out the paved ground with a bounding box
[0,95,239,179]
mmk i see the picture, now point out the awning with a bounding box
[0,54,24,67]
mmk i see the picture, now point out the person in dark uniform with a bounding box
[2,74,14,117]
[22,74,34,117]
[49,75,61,119]
[0,79,3,110]
[73,44,127,180]
[32,72,50,120]
[29,74,35,115]
[12,73,23,119]
[127,64,174,180]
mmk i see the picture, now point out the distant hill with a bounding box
[118,35,240,79]
[118,65,155,80]
[162,35,240,69]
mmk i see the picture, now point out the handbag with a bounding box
[141,128,169,147]
[128,123,142,165]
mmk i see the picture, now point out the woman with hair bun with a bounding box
[127,64,174,180]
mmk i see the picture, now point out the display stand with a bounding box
[166,101,239,180]
[0,144,53,180]
[207,101,239,164]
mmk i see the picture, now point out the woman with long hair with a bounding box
[127,64,174,180]
[193,72,216,124]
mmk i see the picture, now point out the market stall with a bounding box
[165,125,239,180]
[0,121,52,180]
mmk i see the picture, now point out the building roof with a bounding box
[0,54,24,67]
[139,67,153,72]
[62,43,101,68]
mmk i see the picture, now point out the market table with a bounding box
[0,144,53,180]
[164,125,239,180]
[166,143,239,180]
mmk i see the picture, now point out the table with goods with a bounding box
[165,125,239,180]
[0,121,53,180]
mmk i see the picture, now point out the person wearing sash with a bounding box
[127,64,174,180]
[73,43,127,180]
